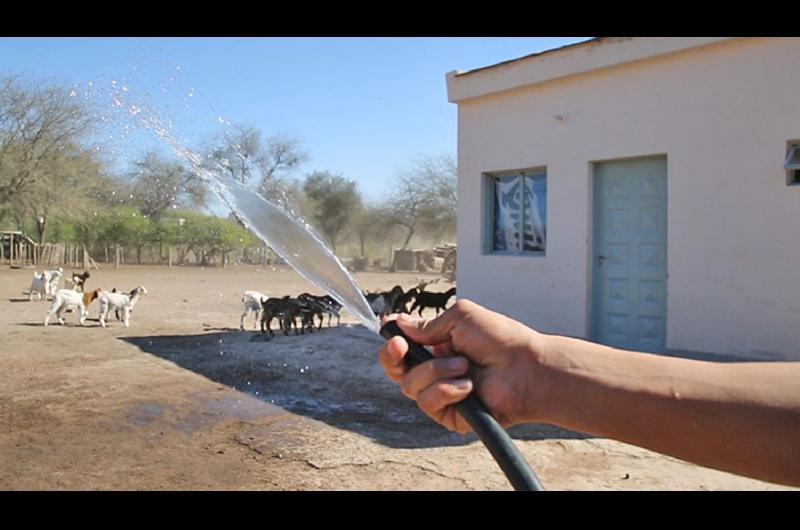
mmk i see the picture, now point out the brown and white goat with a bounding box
[44,288,99,326]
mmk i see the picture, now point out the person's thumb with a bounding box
[395,310,457,346]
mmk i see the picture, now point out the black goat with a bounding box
[366,285,404,317]
[260,297,293,336]
[71,270,90,292]
[260,296,316,336]
[392,287,418,314]
[298,293,342,328]
[409,287,456,316]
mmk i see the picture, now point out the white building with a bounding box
[446,37,800,360]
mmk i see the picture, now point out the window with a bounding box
[786,142,800,185]
[485,168,547,254]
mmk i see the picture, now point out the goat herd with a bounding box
[27,267,147,328]
[240,283,458,337]
[24,267,457,335]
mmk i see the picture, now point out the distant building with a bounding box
[446,37,800,360]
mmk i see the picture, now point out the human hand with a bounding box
[379,299,550,433]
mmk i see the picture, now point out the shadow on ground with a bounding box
[121,326,590,449]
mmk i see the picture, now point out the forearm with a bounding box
[532,334,800,486]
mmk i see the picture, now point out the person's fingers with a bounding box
[395,300,472,346]
[399,356,470,400]
[416,379,474,433]
[378,336,409,382]
[430,342,455,357]
[380,313,400,327]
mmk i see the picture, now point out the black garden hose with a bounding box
[380,320,545,491]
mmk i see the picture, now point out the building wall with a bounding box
[454,37,800,360]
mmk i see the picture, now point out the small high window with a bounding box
[786,142,800,185]
[485,168,547,255]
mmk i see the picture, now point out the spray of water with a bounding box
[105,77,380,333]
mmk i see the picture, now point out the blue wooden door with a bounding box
[592,157,667,352]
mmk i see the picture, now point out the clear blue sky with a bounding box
[0,37,591,201]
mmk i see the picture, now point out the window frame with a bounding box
[786,142,800,186]
[483,167,547,257]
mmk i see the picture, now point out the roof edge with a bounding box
[446,37,737,103]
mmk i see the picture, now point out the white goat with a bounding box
[241,290,269,330]
[98,286,147,327]
[29,267,63,301]
[44,287,89,326]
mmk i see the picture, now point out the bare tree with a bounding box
[130,152,206,221]
[204,125,308,206]
[0,77,93,206]
[352,201,393,258]
[16,144,109,245]
[383,154,457,249]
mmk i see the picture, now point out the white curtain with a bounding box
[494,176,521,251]
[493,173,546,252]
[522,175,546,251]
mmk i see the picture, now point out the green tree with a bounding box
[98,207,154,264]
[302,171,361,252]
[19,145,110,245]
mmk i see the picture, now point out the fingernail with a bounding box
[452,379,472,391]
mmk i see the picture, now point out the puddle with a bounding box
[127,402,168,427]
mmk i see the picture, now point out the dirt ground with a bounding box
[0,264,793,491]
